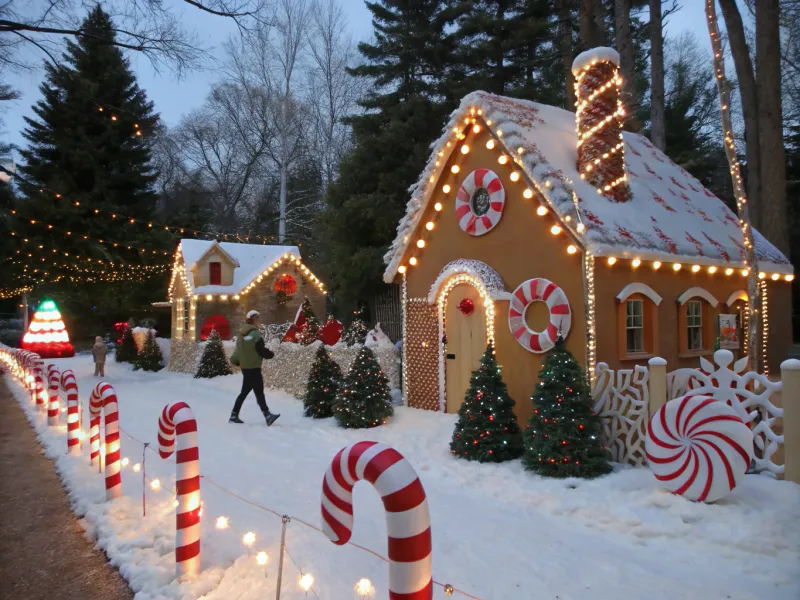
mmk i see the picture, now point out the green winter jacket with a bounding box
[230,325,274,369]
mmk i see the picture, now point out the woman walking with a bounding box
[229,310,280,426]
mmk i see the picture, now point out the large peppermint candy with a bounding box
[455,169,505,236]
[646,395,753,503]
[508,278,571,353]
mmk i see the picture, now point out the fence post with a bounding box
[781,359,800,484]
[648,357,668,417]
[275,515,290,600]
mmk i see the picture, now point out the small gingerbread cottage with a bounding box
[165,239,326,342]
[384,47,794,424]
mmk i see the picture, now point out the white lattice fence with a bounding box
[591,363,649,465]
[667,350,784,475]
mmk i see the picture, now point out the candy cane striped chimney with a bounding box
[572,47,629,202]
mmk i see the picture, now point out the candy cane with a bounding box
[46,363,61,426]
[89,382,122,500]
[34,359,46,409]
[61,370,80,455]
[321,441,432,600]
[158,401,201,577]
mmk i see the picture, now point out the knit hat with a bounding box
[246,310,260,319]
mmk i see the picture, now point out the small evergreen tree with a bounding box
[450,344,523,463]
[133,330,164,372]
[195,329,232,378]
[115,326,138,362]
[334,346,393,428]
[303,345,342,418]
[295,298,321,345]
[523,337,611,478]
[342,319,369,346]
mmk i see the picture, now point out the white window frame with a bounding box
[625,299,644,353]
[687,300,703,350]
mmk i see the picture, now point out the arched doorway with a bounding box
[200,314,231,340]
[444,283,487,413]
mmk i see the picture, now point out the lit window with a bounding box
[625,300,644,353]
[687,300,703,350]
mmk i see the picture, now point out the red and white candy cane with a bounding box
[46,363,61,426]
[89,382,122,500]
[508,278,572,353]
[321,441,432,600]
[34,359,46,409]
[645,394,754,503]
[158,401,201,577]
[61,370,80,455]
[455,168,505,236]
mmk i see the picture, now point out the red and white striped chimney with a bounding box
[572,47,629,202]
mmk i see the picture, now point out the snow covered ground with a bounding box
[8,353,800,600]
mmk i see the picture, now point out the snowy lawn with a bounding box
[8,353,800,600]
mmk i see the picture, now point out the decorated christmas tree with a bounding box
[450,344,523,463]
[342,318,369,346]
[115,325,137,362]
[334,346,393,428]
[133,330,164,372]
[523,337,611,478]
[195,329,233,378]
[303,345,342,418]
[294,298,321,345]
[21,299,75,358]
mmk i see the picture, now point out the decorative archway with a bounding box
[199,314,230,341]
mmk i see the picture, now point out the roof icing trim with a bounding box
[427,259,510,305]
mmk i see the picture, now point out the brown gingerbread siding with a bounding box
[405,299,440,411]
[400,130,586,424]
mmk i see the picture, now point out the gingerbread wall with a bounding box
[592,265,793,373]
[400,129,586,424]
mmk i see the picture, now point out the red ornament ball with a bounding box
[457,298,475,315]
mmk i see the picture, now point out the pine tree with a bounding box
[342,318,369,346]
[334,346,393,428]
[115,326,138,362]
[133,330,164,372]
[318,1,463,309]
[16,6,162,279]
[303,345,342,418]
[295,298,321,345]
[523,337,611,478]
[450,344,524,462]
[195,328,233,378]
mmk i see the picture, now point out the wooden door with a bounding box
[445,284,486,413]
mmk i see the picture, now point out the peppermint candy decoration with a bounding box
[455,169,505,236]
[508,278,571,353]
[646,395,754,503]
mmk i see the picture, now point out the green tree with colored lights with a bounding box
[334,346,393,428]
[523,336,611,478]
[115,326,137,363]
[195,328,232,378]
[450,344,523,462]
[303,345,342,418]
[133,330,163,372]
[296,298,321,345]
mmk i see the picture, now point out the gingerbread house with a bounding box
[165,239,326,343]
[385,47,794,424]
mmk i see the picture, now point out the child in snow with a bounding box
[92,336,108,377]
[229,310,280,426]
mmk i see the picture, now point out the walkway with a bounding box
[0,376,132,600]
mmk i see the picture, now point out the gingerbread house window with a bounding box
[677,287,719,356]
[616,283,661,360]
[209,262,221,285]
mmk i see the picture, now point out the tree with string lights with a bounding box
[334,346,393,428]
[115,326,138,363]
[523,336,611,478]
[133,330,164,372]
[450,344,523,463]
[303,345,342,418]
[195,328,233,378]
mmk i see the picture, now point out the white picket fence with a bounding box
[592,350,797,481]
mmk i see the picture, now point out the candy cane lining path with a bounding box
[158,401,201,577]
[89,382,122,500]
[46,363,60,426]
[321,441,432,600]
[61,370,80,455]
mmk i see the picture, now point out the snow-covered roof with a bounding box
[179,239,303,295]
[384,91,792,282]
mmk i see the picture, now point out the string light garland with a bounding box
[583,253,597,386]
[760,280,769,376]
[0,286,32,299]
[705,0,763,369]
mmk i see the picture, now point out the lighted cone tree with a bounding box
[133,330,164,372]
[21,300,75,358]
[195,329,232,378]
[450,344,524,463]
[342,318,369,346]
[523,336,612,478]
[334,346,393,428]
[115,326,137,363]
[295,298,321,345]
[303,345,342,418]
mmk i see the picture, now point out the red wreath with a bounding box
[458,298,474,315]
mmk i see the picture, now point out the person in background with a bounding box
[229,310,280,426]
[92,335,108,377]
